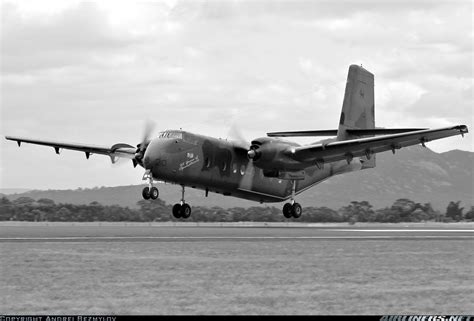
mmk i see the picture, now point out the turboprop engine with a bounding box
[246,137,305,174]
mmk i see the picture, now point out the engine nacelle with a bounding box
[247,137,305,171]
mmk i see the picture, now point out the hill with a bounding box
[3,146,473,211]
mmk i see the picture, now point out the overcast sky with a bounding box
[1,0,473,190]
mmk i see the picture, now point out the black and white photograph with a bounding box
[1,0,473,316]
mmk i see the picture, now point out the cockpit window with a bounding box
[158,131,183,139]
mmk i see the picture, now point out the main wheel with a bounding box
[291,203,302,218]
[172,204,182,218]
[180,203,192,219]
[142,187,151,200]
[283,203,293,218]
[150,187,159,200]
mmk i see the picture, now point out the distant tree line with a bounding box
[0,196,473,223]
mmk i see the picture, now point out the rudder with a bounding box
[337,65,375,168]
[337,65,375,140]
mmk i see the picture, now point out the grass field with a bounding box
[0,223,473,315]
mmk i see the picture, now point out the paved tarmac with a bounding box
[0,222,472,242]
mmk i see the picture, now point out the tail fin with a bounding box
[337,65,375,168]
[337,65,375,140]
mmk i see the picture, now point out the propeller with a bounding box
[227,123,259,190]
[247,141,262,161]
[226,123,264,162]
[227,123,249,148]
[134,120,156,163]
[111,120,156,168]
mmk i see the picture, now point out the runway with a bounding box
[2,222,473,314]
[0,222,472,242]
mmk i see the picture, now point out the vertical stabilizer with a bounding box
[337,65,375,140]
[337,65,375,167]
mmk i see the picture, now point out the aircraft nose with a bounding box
[143,154,152,169]
[143,139,162,169]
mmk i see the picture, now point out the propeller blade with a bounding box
[227,123,250,152]
[228,123,248,143]
[140,120,156,152]
[239,158,257,190]
[110,157,130,167]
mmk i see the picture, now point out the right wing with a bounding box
[5,136,138,164]
[267,128,427,137]
[287,125,468,164]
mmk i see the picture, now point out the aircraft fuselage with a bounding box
[143,130,366,203]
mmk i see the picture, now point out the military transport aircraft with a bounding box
[5,65,468,219]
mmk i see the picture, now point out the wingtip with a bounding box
[5,136,21,146]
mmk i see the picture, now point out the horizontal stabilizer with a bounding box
[267,130,338,137]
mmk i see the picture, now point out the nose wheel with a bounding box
[142,170,159,200]
[142,186,159,200]
[172,185,192,219]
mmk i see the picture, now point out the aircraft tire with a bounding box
[291,203,302,218]
[180,203,192,219]
[150,187,159,200]
[172,204,182,218]
[142,187,151,200]
[283,203,293,218]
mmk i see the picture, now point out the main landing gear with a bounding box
[172,185,191,219]
[282,180,303,219]
[283,202,302,218]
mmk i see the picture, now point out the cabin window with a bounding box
[222,161,227,171]
[232,163,238,174]
[240,165,246,175]
[205,157,211,168]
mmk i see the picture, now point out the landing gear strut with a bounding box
[172,185,192,219]
[282,180,302,218]
[142,170,159,200]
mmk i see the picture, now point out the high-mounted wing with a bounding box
[287,125,468,164]
[267,130,338,137]
[5,136,137,164]
[267,128,427,137]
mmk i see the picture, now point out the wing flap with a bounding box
[289,125,468,163]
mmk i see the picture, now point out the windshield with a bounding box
[158,131,183,140]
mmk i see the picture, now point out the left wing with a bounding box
[287,125,468,164]
[5,136,137,164]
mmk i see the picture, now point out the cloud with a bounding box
[1,2,143,73]
[1,0,472,189]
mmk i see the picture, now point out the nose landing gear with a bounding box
[142,170,159,200]
[142,186,159,200]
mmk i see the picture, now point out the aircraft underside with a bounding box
[141,156,367,219]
